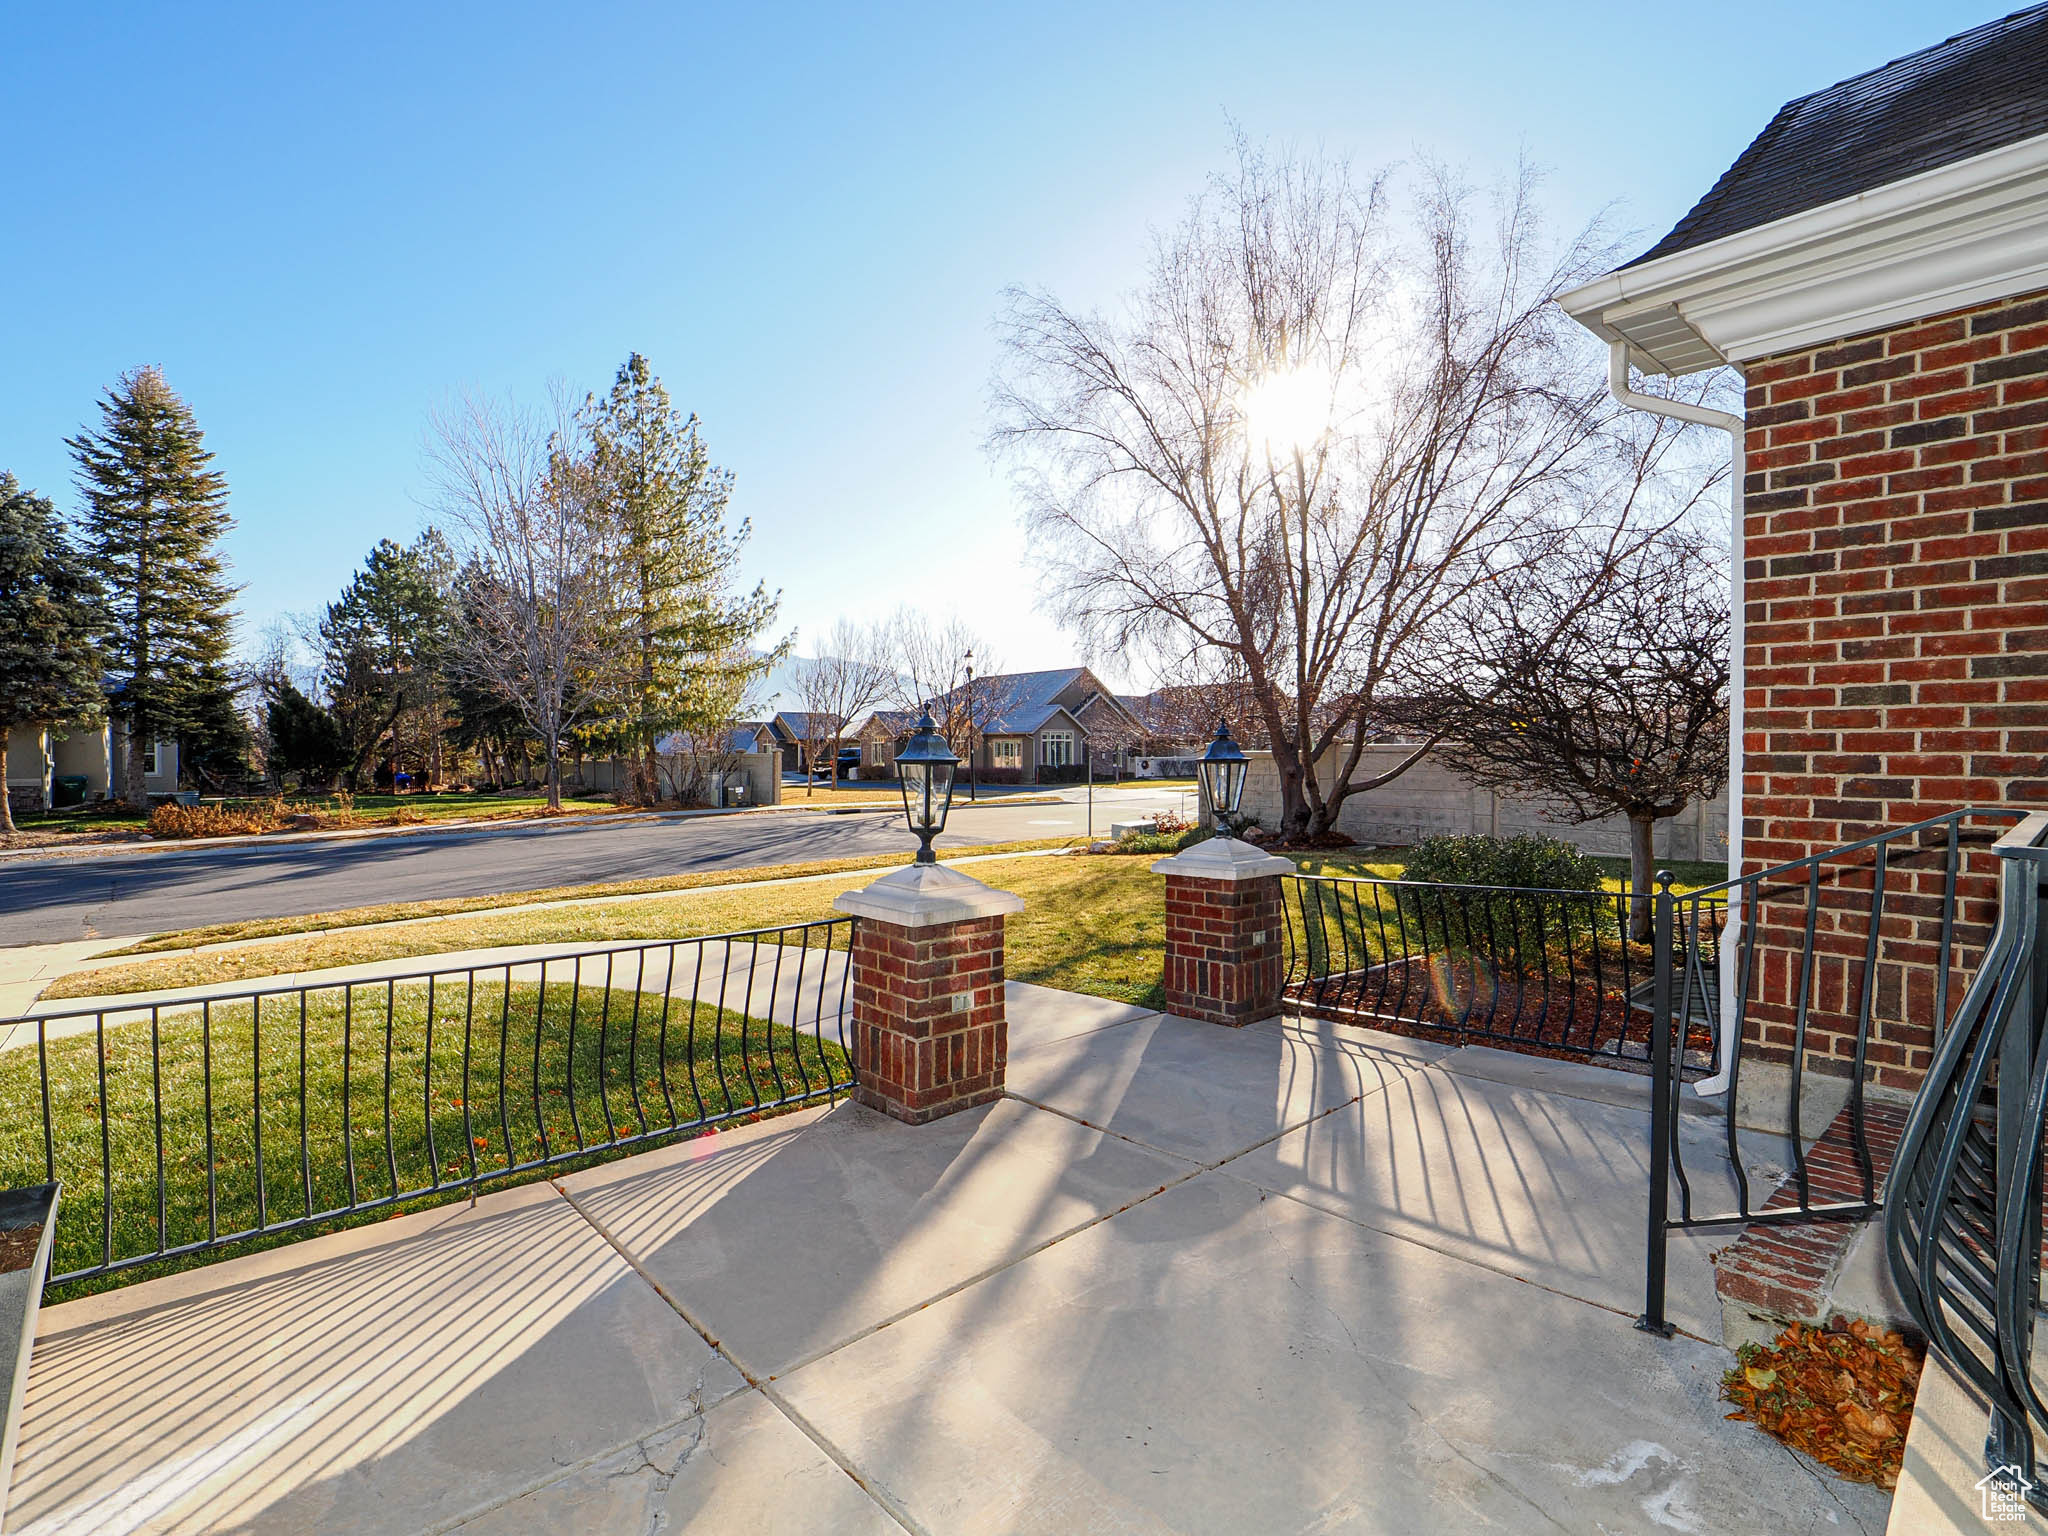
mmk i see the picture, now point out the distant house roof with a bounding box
[859,709,919,738]
[769,711,842,740]
[1630,5,2048,267]
[960,667,1086,735]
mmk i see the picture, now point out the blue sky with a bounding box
[2,2,2009,692]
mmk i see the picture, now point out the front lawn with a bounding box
[0,981,845,1298]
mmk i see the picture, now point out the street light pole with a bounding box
[964,648,978,803]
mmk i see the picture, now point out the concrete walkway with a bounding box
[3,989,1889,1534]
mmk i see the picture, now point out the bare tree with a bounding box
[428,391,629,810]
[793,618,898,793]
[882,607,1007,761]
[993,137,1723,841]
[1410,528,1730,937]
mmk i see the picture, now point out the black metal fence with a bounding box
[1282,874,1722,1074]
[0,918,856,1290]
[1637,808,2037,1336]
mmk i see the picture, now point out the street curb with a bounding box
[0,793,1064,868]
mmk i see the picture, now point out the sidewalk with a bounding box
[0,844,1077,1031]
[3,987,1889,1534]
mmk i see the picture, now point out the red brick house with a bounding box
[1560,5,2048,1092]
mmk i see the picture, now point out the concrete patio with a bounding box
[3,986,1890,1534]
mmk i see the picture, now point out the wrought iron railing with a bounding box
[1883,811,2048,1496]
[1637,808,2035,1337]
[1282,873,1721,1072]
[0,918,855,1290]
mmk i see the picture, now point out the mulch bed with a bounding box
[1722,1317,1923,1490]
[1287,956,1715,1071]
[0,1224,44,1275]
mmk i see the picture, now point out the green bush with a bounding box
[1400,833,1604,894]
[1108,812,1208,857]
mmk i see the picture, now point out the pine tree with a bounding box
[319,531,453,788]
[66,366,240,805]
[582,354,783,804]
[0,474,106,835]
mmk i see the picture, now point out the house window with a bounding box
[990,738,1023,768]
[1039,732,1074,768]
[142,741,159,776]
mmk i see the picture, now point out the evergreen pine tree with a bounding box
[0,474,106,835]
[66,365,239,804]
[582,354,783,803]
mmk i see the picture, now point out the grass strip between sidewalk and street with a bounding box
[88,837,1092,960]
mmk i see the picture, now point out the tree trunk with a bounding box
[1627,810,1658,943]
[125,726,149,809]
[545,740,562,810]
[0,734,14,836]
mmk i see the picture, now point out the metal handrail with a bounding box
[1882,811,2048,1493]
[1637,807,2032,1336]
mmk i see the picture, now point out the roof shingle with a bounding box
[1630,4,2048,268]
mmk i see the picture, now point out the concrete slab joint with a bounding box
[833,864,1025,1124]
[1154,837,1292,1028]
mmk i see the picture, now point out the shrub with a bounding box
[1401,833,1603,894]
[1107,812,1209,856]
[147,801,283,839]
[1397,833,1610,960]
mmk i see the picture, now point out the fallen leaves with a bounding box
[1721,1316,1922,1491]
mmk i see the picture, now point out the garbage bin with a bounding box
[52,775,88,808]
[723,779,750,808]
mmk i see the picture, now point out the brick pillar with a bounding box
[832,862,1025,1124]
[1153,837,1295,1026]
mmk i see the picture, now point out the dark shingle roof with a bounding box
[1629,5,2048,267]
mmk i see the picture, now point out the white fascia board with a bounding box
[1558,130,2048,376]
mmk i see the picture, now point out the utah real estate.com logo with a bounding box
[1978,1463,2036,1523]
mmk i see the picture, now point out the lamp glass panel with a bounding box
[1223,758,1247,816]
[900,762,931,830]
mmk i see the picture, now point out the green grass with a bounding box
[87,838,1085,964]
[1,980,846,1300]
[52,849,1145,1004]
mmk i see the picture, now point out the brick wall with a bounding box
[1741,287,2048,1088]
[848,914,1007,1123]
[1162,874,1285,1027]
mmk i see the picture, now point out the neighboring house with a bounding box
[765,712,843,774]
[4,720,178,817]
[856,667,1145,784]
[1558,3,2048,1093]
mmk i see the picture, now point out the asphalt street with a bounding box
[0,785,1199,945]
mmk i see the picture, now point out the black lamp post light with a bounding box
[1198,718,1250,831]
[895,708,959,863]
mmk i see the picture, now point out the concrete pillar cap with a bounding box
[832,861,1026,928]
[1152,836,1296,881]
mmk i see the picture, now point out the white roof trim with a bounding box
[1559,129,2048,375]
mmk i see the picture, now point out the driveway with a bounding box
[5,998,1886,1534]
[0,786,1197,946]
